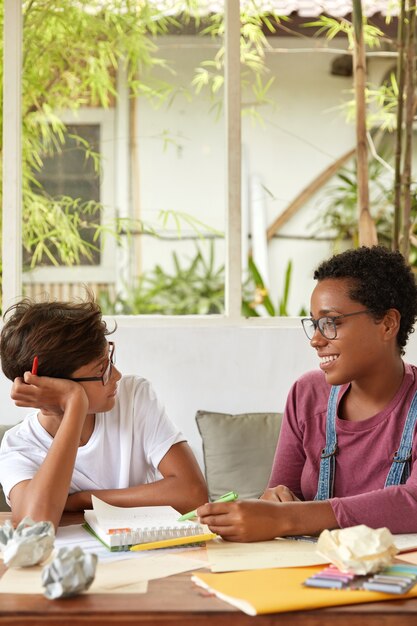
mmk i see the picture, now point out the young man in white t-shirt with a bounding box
[0,299,207,528]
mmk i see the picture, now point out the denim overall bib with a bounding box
[315,385,417,500]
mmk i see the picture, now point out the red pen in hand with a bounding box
[31,356,39,375]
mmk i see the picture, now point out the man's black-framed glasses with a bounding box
[301,311,371,340]
[70,342,115,386]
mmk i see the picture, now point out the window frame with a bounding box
[2,0,301,329]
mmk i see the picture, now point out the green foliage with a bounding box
[304,14,397,135]
[3,1,407,317]
[242,257,307,317]
[304,14,384,50]
[242,257,276,317]
[191,8,288,116]
[99,245,307,317]
[314,155,417,258]
[1,0,183,270]
[99,242,225,315]
[157,210,223,240]
[23,192,102,267]
[342,73,400,132]
[1,0,293,278]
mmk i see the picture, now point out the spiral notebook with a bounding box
[84,495,215,551]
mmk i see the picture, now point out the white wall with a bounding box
[2,321,417,467]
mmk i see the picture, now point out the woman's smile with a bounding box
[318,353,339,370]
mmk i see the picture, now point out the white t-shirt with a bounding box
[0,375,185,501]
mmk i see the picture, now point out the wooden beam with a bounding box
[2,0,23,310]
[266,148,356,240]
[224,0,242,318]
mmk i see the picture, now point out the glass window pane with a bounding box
[241,21,396,318]
[21,2,226,314]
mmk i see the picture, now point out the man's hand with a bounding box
[65,491,91,511]
[11,373,88,417]
[9,373,90,529]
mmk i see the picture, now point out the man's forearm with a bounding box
[11,395,88,528]
[66,477,208,514]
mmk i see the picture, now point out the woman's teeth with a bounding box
[320,355,338,364]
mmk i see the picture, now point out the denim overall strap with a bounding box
[315,385,340,501]
[384,390,417,487]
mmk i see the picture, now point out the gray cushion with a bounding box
[0,425,11,512]
[196,410,283,501]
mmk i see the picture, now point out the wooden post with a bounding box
[224,0,242,319]
[2,0,23,310]
[400,0,416,260]
[352,0,377,247]
[393,0,406,251]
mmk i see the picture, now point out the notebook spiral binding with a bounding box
[114,524,202,551]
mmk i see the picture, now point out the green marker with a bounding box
[177,491,238,521]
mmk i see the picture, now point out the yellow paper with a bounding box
[192,566,417,615]
[206,537,328,572]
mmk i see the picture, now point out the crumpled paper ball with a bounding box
[42,546,98,599]
[0,517,55,568]
[316,525,398,575]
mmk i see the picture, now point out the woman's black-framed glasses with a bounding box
[70,342,115,386]
[301,311,370,340]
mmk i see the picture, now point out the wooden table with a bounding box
[1,512,417,626]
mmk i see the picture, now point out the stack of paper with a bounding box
[205,533,417,573]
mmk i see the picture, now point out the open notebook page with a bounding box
[89,494,197,532]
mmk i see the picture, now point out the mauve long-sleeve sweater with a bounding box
[268,362,417,533]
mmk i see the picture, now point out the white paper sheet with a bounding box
[393,533,417,552]
[90,495,197,533]
[206,537,329,572]
[0,551,207,594]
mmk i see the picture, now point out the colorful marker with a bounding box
[177,491,239,522]
[31,356,38,375]
[304,563,417,595]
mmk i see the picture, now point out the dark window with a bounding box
[34,123,101,265]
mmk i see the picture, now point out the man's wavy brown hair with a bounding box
[0,298,113,380]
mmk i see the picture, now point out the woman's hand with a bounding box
[196,500,292,542]
[260,485,301,502]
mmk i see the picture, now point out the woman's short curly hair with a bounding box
[314,246,417,355]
